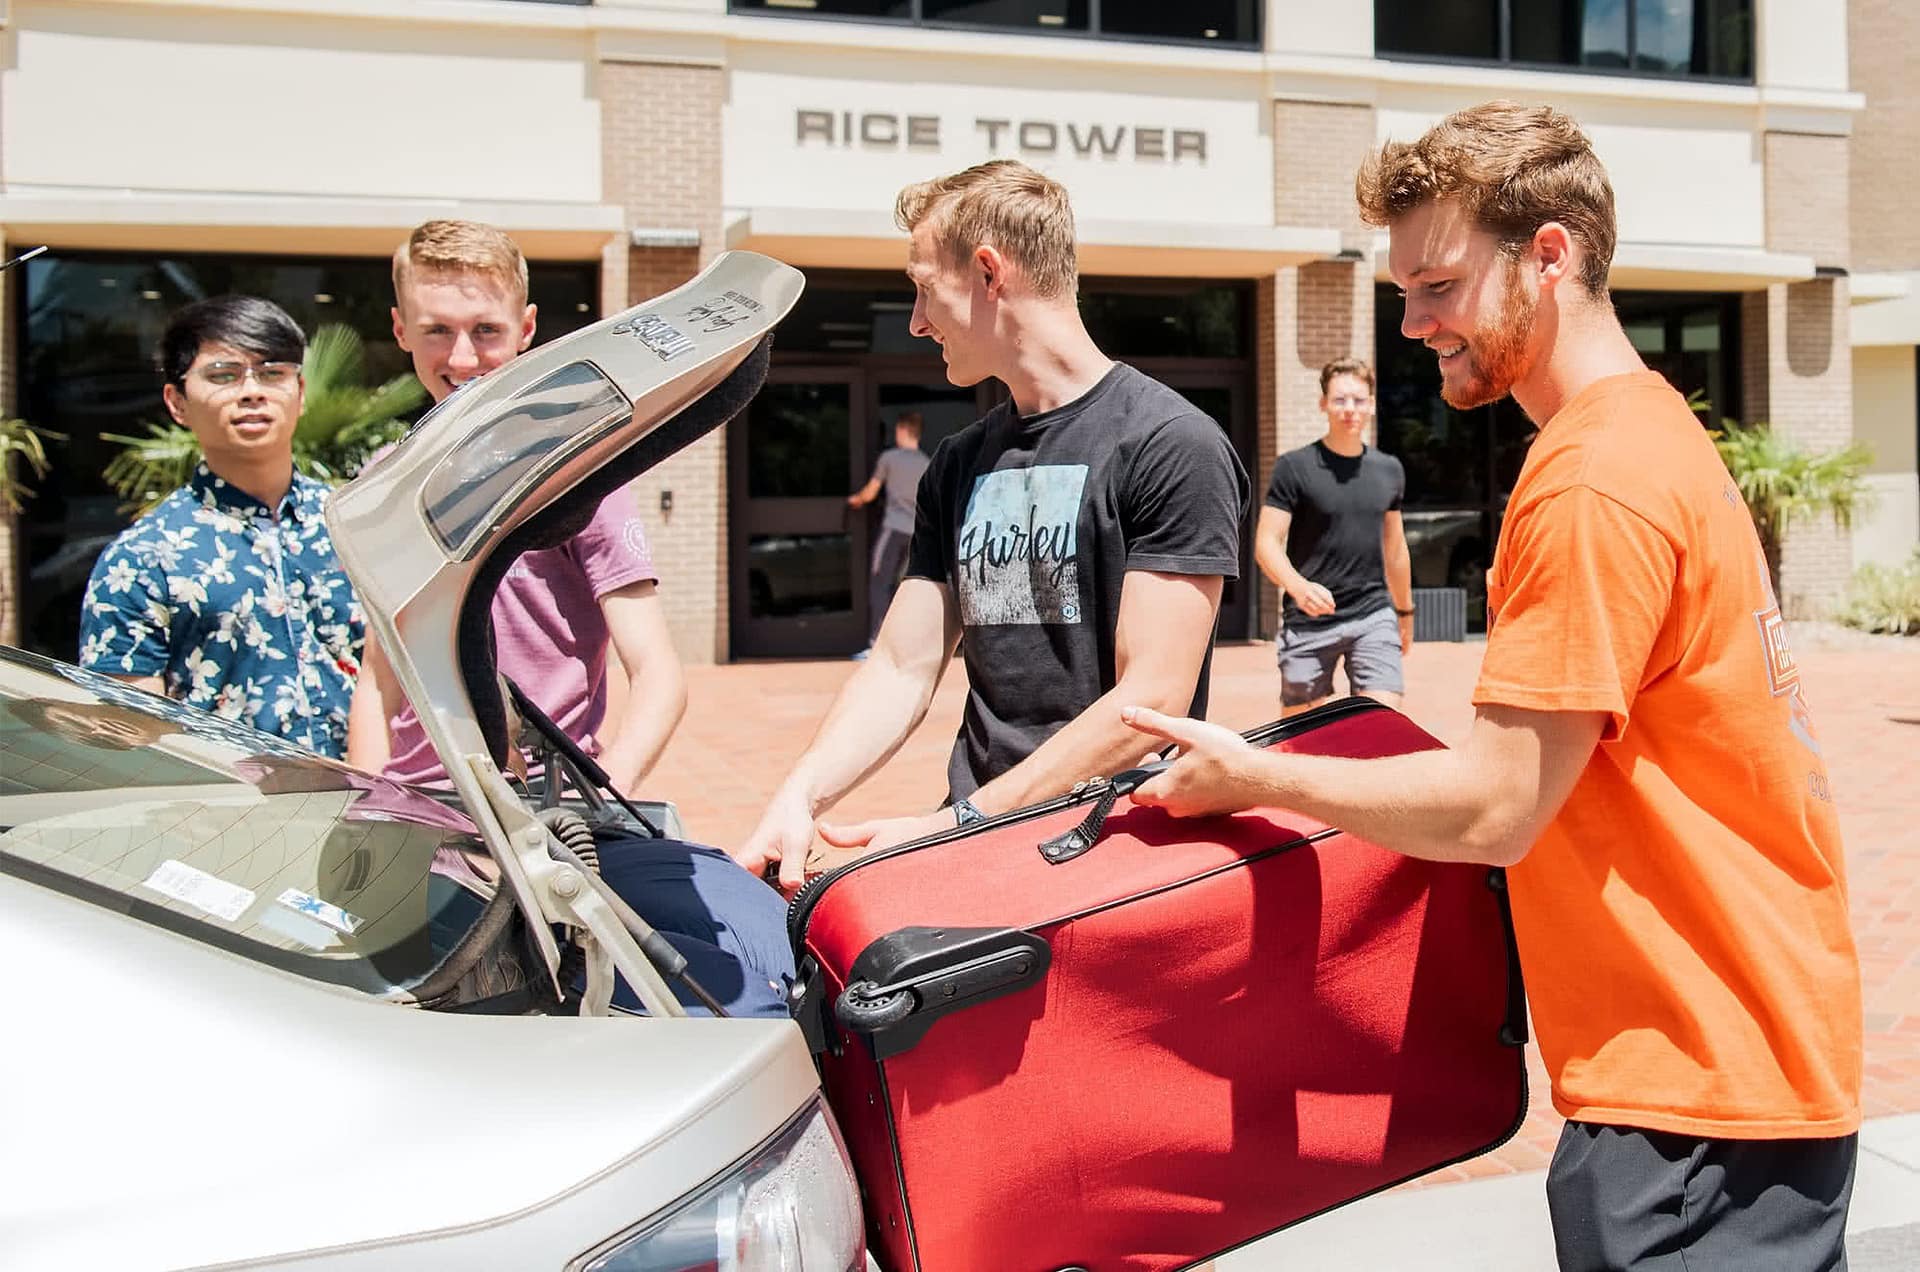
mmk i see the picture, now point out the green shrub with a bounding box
[1835,550,1920,636]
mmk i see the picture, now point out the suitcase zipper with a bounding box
[784,696,1390,948]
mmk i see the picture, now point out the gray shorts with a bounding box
[1276,606,1404,705]
[1547,1121,1855,1271]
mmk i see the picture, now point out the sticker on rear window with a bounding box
[141,859,256,923]
[276,888,362,936]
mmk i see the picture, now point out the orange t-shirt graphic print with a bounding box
[1473,371,1861,1140]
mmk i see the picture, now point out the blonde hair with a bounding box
[392,219,529,308]
[894,159,1077,299]
[1356,101,1617,296]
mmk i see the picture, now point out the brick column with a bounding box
[600,56,729,662]
[1258,98,1375,637]
[1750,130,1854,616]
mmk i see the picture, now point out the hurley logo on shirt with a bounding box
[956,465,1087,626]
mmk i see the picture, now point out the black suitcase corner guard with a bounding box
[832,926,1052,1060]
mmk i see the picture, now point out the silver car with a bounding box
[1,252,866,1271]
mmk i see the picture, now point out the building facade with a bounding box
[2,0,1911,662]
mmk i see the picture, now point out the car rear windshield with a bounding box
[0,650,494,997]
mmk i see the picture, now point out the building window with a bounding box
[12,250,599,660]
[730,0,1258,48]
[1375,0,1753,81]
[1373,285,1739,629]
[769,273,1248,359]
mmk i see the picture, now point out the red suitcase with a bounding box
[787,698,1528,1272]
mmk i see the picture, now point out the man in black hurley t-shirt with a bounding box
[1255,357,1414,715]
[734,159,1248,892]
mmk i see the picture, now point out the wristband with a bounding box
[1394,606,1416,617]
[953,796,987,827]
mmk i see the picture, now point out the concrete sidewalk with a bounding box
[1220,1113,1920,1271]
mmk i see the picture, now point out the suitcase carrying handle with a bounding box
[1038,761,1169,865]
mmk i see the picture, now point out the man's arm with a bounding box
[1382,510,1414,655]
[820,568,1223,855]
[1123,701,1605,867]
[593,579,687,795]
[1254,506,1335,618]
[345,630,397,774]
[847,475,883,508]
[78,546,172,696]
[733,576,961,890]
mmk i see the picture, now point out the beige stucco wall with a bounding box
[1851,345,1919,569]
[3,1,603,205]
[722,45,1273,230]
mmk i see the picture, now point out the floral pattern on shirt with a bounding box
[78,464,364,757]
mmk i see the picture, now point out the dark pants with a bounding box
[868,527,912,642]
[1547,1120,1856,1271]
[429,837,795,1019]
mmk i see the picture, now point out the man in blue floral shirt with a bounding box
[79,296,363,757]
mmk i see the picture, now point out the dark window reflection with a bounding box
[777,276,1248,362]
[730,0,1254,44]
[1613,291,1739,425]
[776,285,934,356]
[1090,0,1257,42]
[747,534,854,617]
[1512,0,1628,69]
[1375,0,1751,80]
[922,1,1088,31]
[1375,0,1500,61]
[1079,283,1249,359]
[731,0,911,16]
[15,251,597,660]
[746,382,852,499]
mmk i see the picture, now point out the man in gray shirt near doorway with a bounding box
[847,410,930,658]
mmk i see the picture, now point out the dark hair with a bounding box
[895,411,924,437]
[158,295,307,387]
[1319,357,1376,396]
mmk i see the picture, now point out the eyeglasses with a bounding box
[189,361,302,397]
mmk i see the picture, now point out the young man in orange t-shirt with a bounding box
[1121,101,1861,1269]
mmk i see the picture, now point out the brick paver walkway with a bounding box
[641,628,1920,1177]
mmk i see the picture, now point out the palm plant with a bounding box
[2,417,63,645]
[1711,418,1873,599]
[0,417,60,515]
[103,324,427,515]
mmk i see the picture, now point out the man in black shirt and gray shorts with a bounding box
[1255,357,1415,715]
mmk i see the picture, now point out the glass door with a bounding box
[729,369,868,657]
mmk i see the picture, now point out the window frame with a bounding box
[1373,0,1756,86]
[726,1,1262,52]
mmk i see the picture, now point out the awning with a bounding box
[0,187,625,259]
[1371,236,1817,292]
[1852,271,1920,346]
[725,206,1341,279]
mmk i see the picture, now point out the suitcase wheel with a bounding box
[834,981,916,1032]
